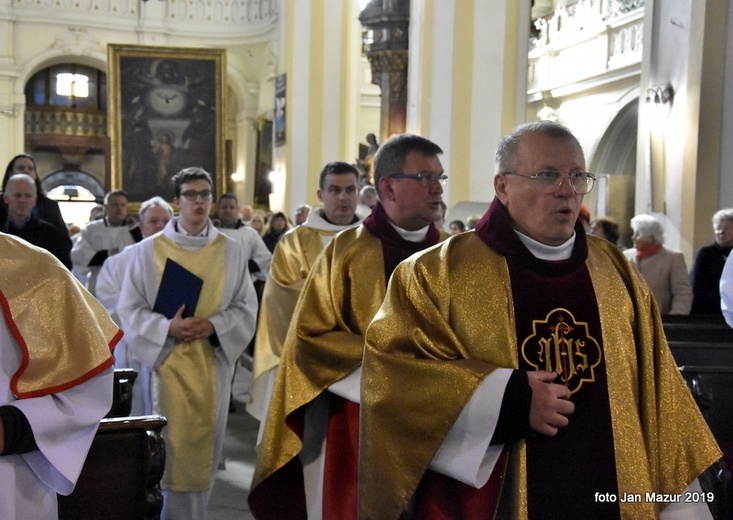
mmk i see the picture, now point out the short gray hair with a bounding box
[494,120,581,174]
[712,208,733,228]
[5,173,35,190]
[139,196,174,220]
[630,214,664,243]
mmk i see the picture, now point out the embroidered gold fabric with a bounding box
[252,226,388,493]
[251,225,340,387]
[153,234,226,491]
[359,232,720,520]
[0,233,118,398]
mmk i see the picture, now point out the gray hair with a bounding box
[630,214,665,243]
[139,196,174,220]
[494,120,581,174]
[712,208,733,228]
[5,173,36,190]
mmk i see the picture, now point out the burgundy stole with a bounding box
[321,202,442,519]
[476,198,620,519]
[362,201,442,281]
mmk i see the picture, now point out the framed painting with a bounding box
[108,44,226,202]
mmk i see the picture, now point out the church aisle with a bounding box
[208,364,258,520]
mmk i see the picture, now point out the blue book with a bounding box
[153,258,204,319]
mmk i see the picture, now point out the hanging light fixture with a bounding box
[56,73,89,98]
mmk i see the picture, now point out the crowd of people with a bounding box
[0,121,731,520]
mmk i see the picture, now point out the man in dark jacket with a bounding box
[3,174,72,269]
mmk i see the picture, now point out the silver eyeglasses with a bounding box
[389,172,448,186]
[503,170,596,194]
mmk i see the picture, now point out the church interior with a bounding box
[2,0,733,518]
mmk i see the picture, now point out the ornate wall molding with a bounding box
[9,0,278,39]
[366,49,408,77]
[528,0,644,98]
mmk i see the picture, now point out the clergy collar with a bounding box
[475,197,588,275]
[104,216,127,227]
[175,219,210,237]
[389,221,430,243]
[516,229,576,261]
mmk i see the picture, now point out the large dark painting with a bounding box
[108,45,226,202]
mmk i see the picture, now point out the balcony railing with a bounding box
[25,107,107,138]
[528,0,645,98]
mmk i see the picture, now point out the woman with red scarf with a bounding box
[624,213,692,314]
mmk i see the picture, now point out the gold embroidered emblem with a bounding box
[520,308,602,394]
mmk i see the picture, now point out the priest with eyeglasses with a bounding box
[359,121,722,520]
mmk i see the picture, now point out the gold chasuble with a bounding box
[153,234,226,491]
[251,226,387,506]
[0,233,119,398]
[249,201,446,519]
[251,224,341,397]
[360,200,720,520]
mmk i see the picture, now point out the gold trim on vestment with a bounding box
[589,240,721,518]
[252,226,388,494]
[0,234,117,398]
[251,225,338,386]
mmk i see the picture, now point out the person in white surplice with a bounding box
[117,167,257,520]
[96,196,173,415]
[0,233,119,520]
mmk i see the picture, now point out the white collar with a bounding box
[515,230,576,260]
[389,221,430,243]
[176,219,210,237]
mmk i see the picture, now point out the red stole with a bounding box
[476,198,620,519]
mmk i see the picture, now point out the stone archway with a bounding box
[41,170,105,228]
[41,170,105,200]
[588,99,639,247]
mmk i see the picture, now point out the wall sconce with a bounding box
[56,73,89,98]
[645,84,674,106]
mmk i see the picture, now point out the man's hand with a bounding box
[527,370,574,436]
[167,305,214,342]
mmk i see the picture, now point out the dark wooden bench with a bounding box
[106,368,138,418]
[663,314,733,343]
[660,316,733,515]
[57,415,167,520]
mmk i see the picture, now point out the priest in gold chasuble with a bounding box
[117,168,258,520]
[247,162,364,422]
[249,135,449,519]
[359,123,722,520]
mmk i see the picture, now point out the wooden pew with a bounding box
[663,314,733,367]
[662,316,733,515]
[106,368,138,418]
[57,415,167,520]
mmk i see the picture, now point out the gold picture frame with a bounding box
[108,44,226,202]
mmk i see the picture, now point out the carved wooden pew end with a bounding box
[58,415,167,520]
